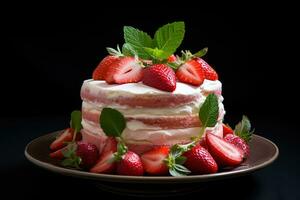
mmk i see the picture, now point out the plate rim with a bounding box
[25,132,279,183]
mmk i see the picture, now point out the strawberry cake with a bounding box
[49,22,253,176]
[80,79,225,155]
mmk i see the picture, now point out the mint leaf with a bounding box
[194,47,208,57]
[122,43,136,56]
[70,110,82,133]
[124,26,154,59]
[199,93,219,128]
[100,108,126,137]
[154,21,185,55]
[143,47,170,60]
[234,115,254,142]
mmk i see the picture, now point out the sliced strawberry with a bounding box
[176,59,205,86]
[50,128,75,151]
[116,151,144,176]
[206,133,243,167]
[143,64,176,92]
[90,137,117,173]
[92,56,119,80]
[223,123,234,137]
[105,57,143,84]
[141,146,170,175]
[183,144,218,174]
[49,146,67,160]
[196,58,218,80]
[224,134,250,158]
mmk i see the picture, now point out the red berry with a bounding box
[141,146,170,175]
[117,151,144,176]
[183,145,218,174]
[196,58,218,80]
[206,133,243,167]
[167,54,177,62]
[92,56,119,80]
[105,57,143,84]
[143,64,176,92]
[90,137,117,174]
[176,59,205,86]
[76,141,99,169]
[222,124,234,137]
[224,134,250,158]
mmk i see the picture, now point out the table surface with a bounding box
[1,115,298,200]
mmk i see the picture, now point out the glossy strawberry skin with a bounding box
[222,124,234,137]
[176,59,205,86]
[224,134,250,158]
[183,145,218,174]
[92,56,119,80]
[117,151,144,176]
[196,58,218,80]
[206,133,243,167]
[143,64,176,92]
[90,137,117,174]
[105,57,143,84]
[141,146,170,175]
[76,141,99,169]
[50,128,75,151]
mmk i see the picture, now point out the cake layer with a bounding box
[82,102,225,129]
[81,121,223,155]
[81,79,222,108]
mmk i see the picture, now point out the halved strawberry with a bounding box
[50,128,75,151]
[92,56,119,80]
[183,144,218,174]
[223,123,234,137]
[143,64,176,92]
[49,146,67,159]
[141,146,170,175]
[176,59,205,86]
[90,137,117,173]
[206,133,243,166]
[196,58,218,80]
[105,57,143,84]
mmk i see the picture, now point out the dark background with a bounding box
[1,6,298,199]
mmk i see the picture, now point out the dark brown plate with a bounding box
[25,131,278,184]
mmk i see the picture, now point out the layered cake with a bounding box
[81,79,225,155]
[49,21,253,176]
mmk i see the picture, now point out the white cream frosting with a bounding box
[82,79,222,98]
[81,119,223,145]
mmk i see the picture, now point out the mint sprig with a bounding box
[199,93,219,128]
[100,108,126,137]
[70,110,83,141]
[154,21,185,57]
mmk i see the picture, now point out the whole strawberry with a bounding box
[61,141,99,170]
[143,64,176,92]
[224,116,253,158]
[183,144,218,174]
[116,151,144,176]
[196,58,218,80]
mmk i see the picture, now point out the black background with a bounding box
[1,6,299,200]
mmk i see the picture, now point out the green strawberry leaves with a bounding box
[234,115,254,143]
[100,108,126,138]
